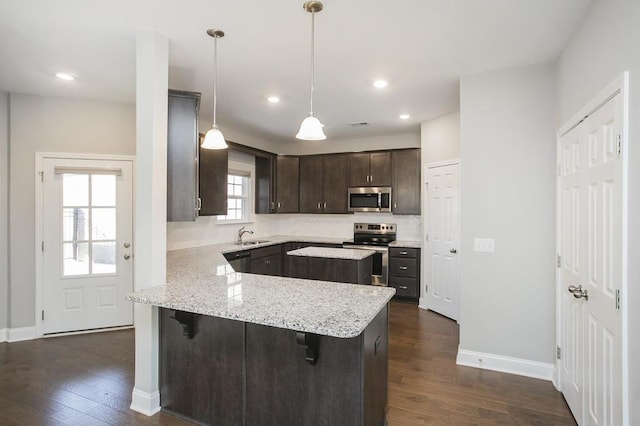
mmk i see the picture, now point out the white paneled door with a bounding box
[423,162,460,321]
[558,93,623,426]
[42,158,134,334]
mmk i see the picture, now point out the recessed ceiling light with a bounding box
[399,114,410,120]
[267,96,280,103]
[373,80,388,89]
[55,73,75,81]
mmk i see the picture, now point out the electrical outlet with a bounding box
[474,238,495,252]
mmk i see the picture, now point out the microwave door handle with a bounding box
[378,192,381,210]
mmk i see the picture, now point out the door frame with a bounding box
[35,152,136,338]
[420,158,461,319]
[554,73,629,422]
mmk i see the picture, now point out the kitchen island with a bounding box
[286,246,374,284]
[128,240,395,426]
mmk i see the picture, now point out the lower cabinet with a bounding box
[249,244,283,276]
[388,247,420,301]
[160,306,389,426]
[286,255,372,284]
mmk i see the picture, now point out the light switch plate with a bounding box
[474,238,495,252]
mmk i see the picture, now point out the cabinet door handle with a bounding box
[399,286,408,290]
[317,202,321,209]
[399,266,408,270]
[323,202,327,209]
[394,203,397,210]
[278,202,281,209]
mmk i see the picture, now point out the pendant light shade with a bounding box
[296,115,326,140]
[203,29,228,150]
[202,125,227,149]
[296,1,326,141]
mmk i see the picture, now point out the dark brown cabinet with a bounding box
[388,247,420,301]
[286,254,372,284]
[255,155,299,214]
[392,149,421,215]
[255,154,275,214]
[299,154,349,213]
[249,244,282,276]
[167,90,201,221]
[348,151,391,187]
[199,143,228,216]
[275,156,299,213]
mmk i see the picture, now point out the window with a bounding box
[61,172,117,276]
[217,171,250,222]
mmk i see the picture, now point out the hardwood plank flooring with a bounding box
[387,301,576,425]
[0,302,575,425]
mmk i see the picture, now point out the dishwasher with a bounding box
[223,250,251,272]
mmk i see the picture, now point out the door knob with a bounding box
[124,242,131,248]
[568,285,588,300]
[124,254,131,260]
[450,248,457,254]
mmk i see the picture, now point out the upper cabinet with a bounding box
[167,90,200,222]
[348,152,391,187]
[300,154,349,214]
[199,139,228,216]
[275,156,299,213]
[391,149,421,215]
[255,155,299,214]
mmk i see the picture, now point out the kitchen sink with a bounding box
[241,240,271,246]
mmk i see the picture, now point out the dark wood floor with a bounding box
[0,302,576,425]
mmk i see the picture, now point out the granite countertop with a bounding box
[389,240,422,249]
[287,246,375,260]
[127,236,395,338]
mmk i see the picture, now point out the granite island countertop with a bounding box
[127,237,395,338]
[287,246,375,260]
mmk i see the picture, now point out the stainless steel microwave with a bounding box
[348,187,392,212]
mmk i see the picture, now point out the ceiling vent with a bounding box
[349,122,369,126]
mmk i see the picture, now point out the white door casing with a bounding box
[422,161,460,321]
[41,157,134,334]
[558,92,623,426]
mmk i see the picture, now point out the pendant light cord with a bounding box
[213,35,218,127]
[309,9,315,116]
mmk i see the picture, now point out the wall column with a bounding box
[130,31,168,416]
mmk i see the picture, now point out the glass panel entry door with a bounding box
[43,159,133,334]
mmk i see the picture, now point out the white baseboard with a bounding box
[0,328,7,342]
[7,326,37,342]
[130,388,161,416]
[456,348,554,381]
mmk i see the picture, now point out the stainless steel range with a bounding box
[343,223,396,286]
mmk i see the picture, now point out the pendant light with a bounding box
[202,29,228,150]
[296,1,326,140]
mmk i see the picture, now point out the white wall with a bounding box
[8,94,135,328]
[280,131,420,156]
[556,0,639,422]
[421,111,460,164]
[0,91,8,331]
[459,63,556,364]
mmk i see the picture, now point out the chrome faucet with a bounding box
[237,226,254,245]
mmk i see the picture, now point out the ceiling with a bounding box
[0,0,591,142]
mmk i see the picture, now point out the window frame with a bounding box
[216,168,252,224]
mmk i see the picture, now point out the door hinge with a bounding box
[616,289,621,310]
[38,171,44,182]
[617,134,622,155]
[557,254,561,268]
[41,241,44,252]
[556,346,561,360]
[425,233,429,242]
[42,310,44,321]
